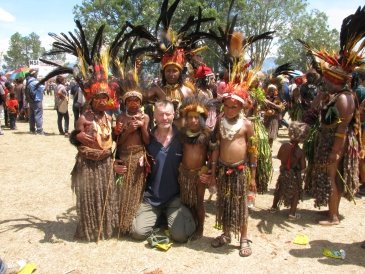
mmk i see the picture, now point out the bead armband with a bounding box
[249,162,257,168]
[335,132,346,139]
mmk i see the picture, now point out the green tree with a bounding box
[4,32,45,70]
[235,0,307,68]
[73,0,314,71]
[276,9,339,71]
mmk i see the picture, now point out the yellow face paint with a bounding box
[187,111,200,119]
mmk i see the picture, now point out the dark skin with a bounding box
[147,65,193,102]
[113,96,150,174]
[76,94,112,153]
[182,111,210,239]
[210,98,256,256]
[271,141,306,216]
[319,79,355,225]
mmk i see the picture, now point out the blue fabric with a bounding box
[27,76,44,102]
[280,82,290,102]
[29,101,43,133]
[355,85,365,104]
[144,126,182,206]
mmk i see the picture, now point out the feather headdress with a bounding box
[298,6,365,85]
[202,0,275,105]
[126,0,215,71]
[38,20,132,107]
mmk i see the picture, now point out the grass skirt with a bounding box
[216,162,250,238]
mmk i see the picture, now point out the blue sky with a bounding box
[0,0,364,54]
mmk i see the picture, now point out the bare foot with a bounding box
[318,218,340,226]
[190,230,203,241]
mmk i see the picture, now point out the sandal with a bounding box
[288,213,301,220]
[147,233,170,248]
[269,207,279,213]
[239,239,252,257]
[211,234,231,248]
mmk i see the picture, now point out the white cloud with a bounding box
[0,8,15,22]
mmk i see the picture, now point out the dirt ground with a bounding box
[1,95,364,274]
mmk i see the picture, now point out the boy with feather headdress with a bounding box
[178,95,213,239]
[200,0,274,256]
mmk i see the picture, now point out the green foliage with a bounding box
[4,32,45,70]
[236,0,307,68]
[276,9,339,71]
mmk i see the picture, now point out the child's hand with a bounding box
[114,160,127,174]
[249,178,257,193]
[114,121,124,135]
[199,173,211,184]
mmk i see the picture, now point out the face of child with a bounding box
[164,64,181,85]
[92,93,109,111]
[223,98,243,119]
[185,111,201,132]
[125,96,141,113]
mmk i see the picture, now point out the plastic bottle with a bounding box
[247,191,255,208]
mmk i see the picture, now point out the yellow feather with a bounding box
[230,32,244,58]
[100,46,109,79]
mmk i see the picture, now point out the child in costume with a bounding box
[210,82,257,257]
[270,122,309,219]
[113,81,150,236]
[178,96,212,239]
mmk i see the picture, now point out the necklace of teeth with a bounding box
[220,111,244,140]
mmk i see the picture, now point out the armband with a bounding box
[248,136,259,156]
[335,132,346,139]
[249,162,257,168]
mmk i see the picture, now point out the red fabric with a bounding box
[7,98,18,113]
[194,65,213,79]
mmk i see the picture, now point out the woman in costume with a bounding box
[38,21,131,241]
[299,6,365,225]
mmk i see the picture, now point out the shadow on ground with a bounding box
[0,207,77,243]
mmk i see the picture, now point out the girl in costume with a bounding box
[113,78,150,236]
[270,122,309,219]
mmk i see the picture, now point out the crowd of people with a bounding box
[1,0,365,257]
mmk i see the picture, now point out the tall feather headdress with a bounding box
[298,6,365,85]
[126,0,215,71]
[38,20,132,108]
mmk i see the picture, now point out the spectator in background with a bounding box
[26,69,45,135]
[6,93,18,130]
[14,78,24,120]
[70,82,85,129]
[55,75,70,136]
[0,76,6,135]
